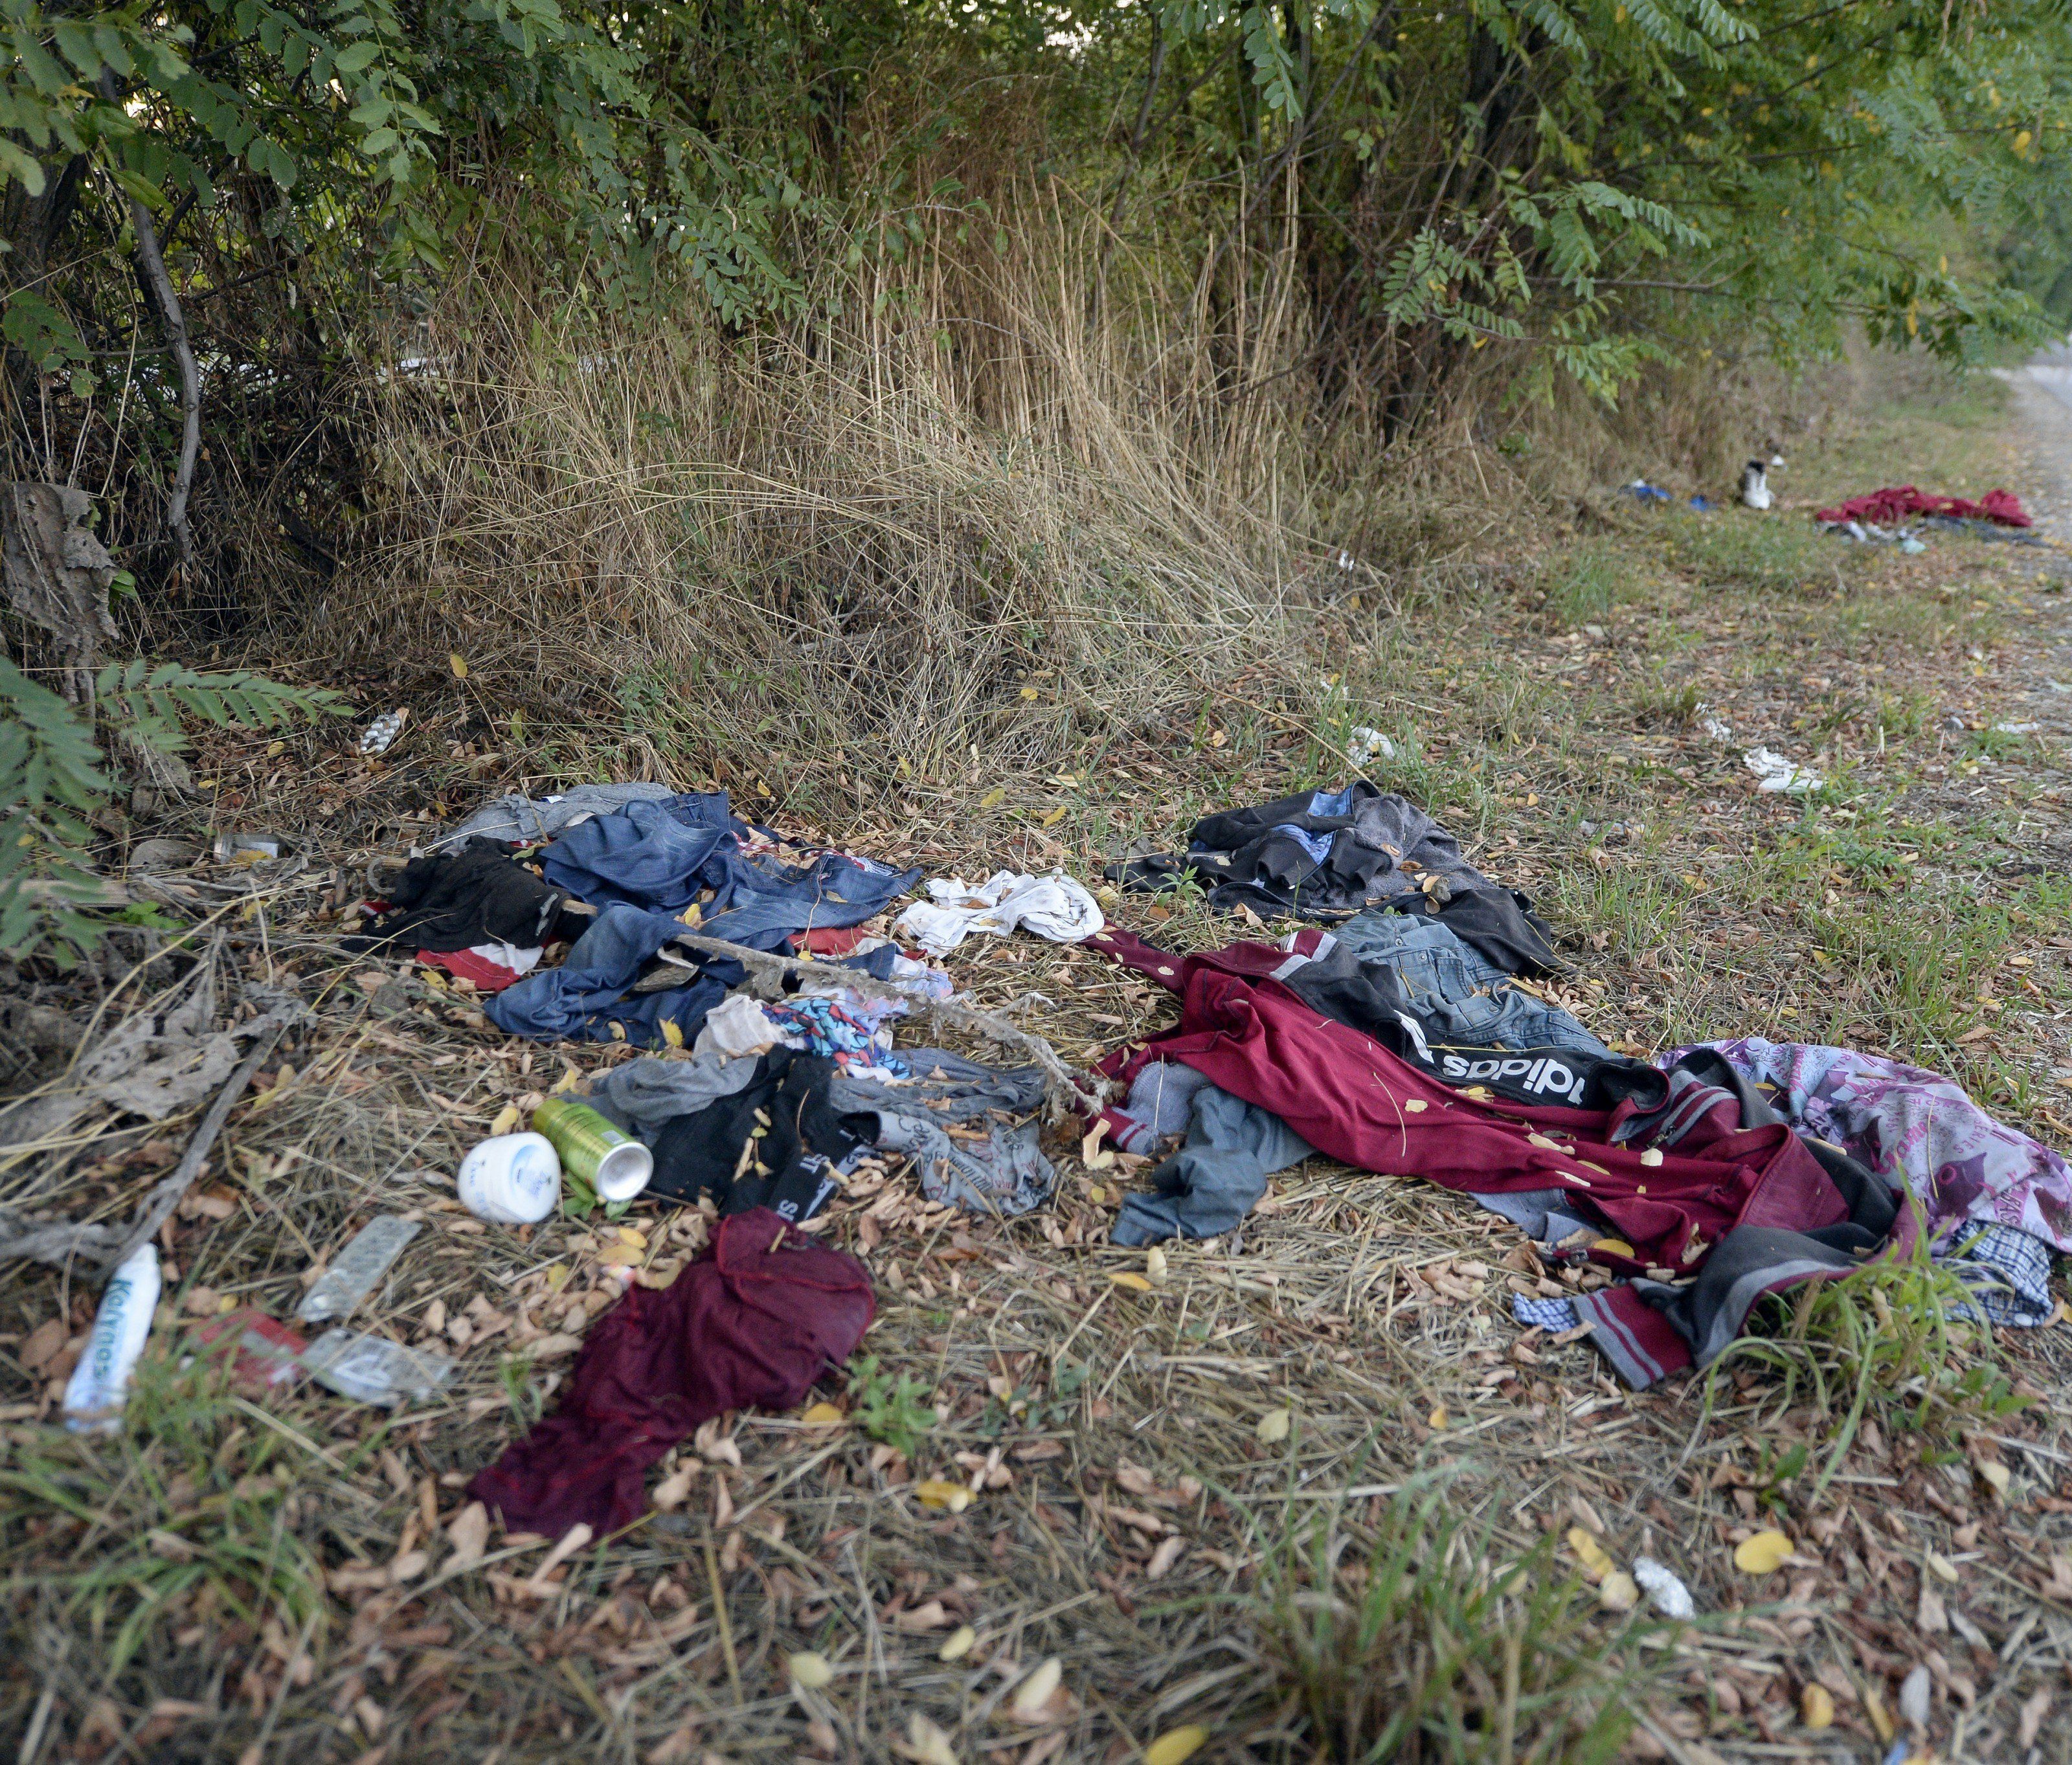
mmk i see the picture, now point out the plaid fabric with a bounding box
[1948,1222,2056,1327]
[1513,1296,1579,1331]
[1516,1221,2059,1364]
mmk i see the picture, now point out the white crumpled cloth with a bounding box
[893,870,1105,956]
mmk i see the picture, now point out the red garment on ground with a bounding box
[1085,929,1847,1274]
[1813,485,2031,528]
[793,925,870,956]
[417,945,534,993]
[469,1209,873,1536]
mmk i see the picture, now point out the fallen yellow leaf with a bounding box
[1864,1688,1895,1743]
[1256,1407,1291,1444]
[616,1226,648,1248]
[1109,1272,1153,1292]
[1567,1527,1614,1580]
[1977,1459,2010,1498]
[488,1103,521,1138]
[1597,1570,1638,1612]
[1734,1529,1795,1575]
[1145,1247,1168,1286]
[1144,1727,1210,1765]
[659,1017,684,1048]
[906,1713,958,1765]
[1590,1238,1637,1259]
[980,787,1006,809]
[1428,1405,1448,1430]
[1009,1658,1061,1720]
[1020,686,1040,701]
[938,1624,976,1661]
[1040,805,1068,827]
[449,653,468,679]
[1926,1549,1959,1584]
[800,1400,846,1428]
[789,1650,834,1689]
[915,1479,974,1512]
[1801,1683,1835,1729]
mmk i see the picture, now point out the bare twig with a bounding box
[0,1024,280,1273]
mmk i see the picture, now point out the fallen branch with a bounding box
[0,1024,280,1276]
[666,930,1106,1114]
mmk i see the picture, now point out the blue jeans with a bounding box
[1328,911,1610,1059]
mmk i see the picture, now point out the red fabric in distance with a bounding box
[469,1209,873,1537]
[1813,485,2031,528]
[1085,928,1847,1276]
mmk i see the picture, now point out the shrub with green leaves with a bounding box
[1,655,346,963]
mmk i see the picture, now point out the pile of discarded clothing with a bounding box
[1083,787,2072,1390]
[1812,484,2043,550]
[349,769,2067,1468]
[349,784,1093,1227]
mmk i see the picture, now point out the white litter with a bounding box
[1743,747,1822,794]
[62,1242,163,1432]
[1698,715,1733,741]
[894,871,1105,957]
[1898,1663,1931,1729]
[693,993,784,1059]
[1631,1557,1696,1621]
[1739,460,1773,511]
[358,708,407,757]
[1346,726,1397,767]
[1994,721,2041,735]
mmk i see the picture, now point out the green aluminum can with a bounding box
[531,1097,653,1202]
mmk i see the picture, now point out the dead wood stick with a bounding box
[97,1023,282,1274]
[665,930,1106,1112]
[0,1024,287,1274]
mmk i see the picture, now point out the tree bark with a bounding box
[97,73,199,572]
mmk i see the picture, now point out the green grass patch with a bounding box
[1234,1465,1650,1762]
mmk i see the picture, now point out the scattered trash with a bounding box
[532,1096,654,1204]
[212,831,282,864]
[1698,715,1733,741]
[457,1131,563,1224]
[1994,721,2041,736]
[302,1328,455,1406]
[1687,493,1714,512]
[894,871,1105,956]
[190,1308,310,1393]
[1345,726,1397,767]
[1815,485,2031,528]
[1742,747,1822,794]
[1620,478,1672,504]
[357,708,408,757]
[130,837,203,871]
[297,1215,423,1325]
[467,1209,873,1535]
[1739,460,1772,510]
[1632,1557,1695,1620]
[1899,534,1926,554]
[62,1242,161,1432]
